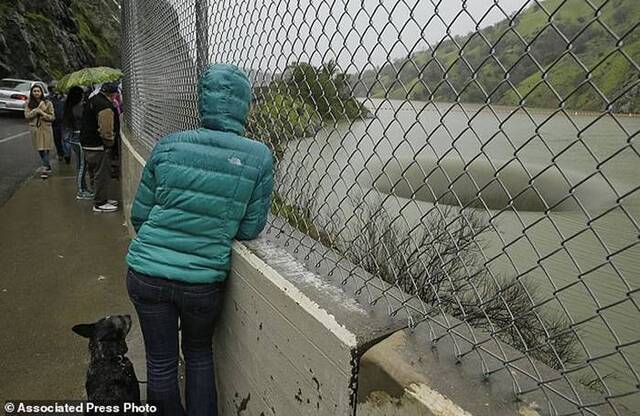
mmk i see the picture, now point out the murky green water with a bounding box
[278,99,640,410]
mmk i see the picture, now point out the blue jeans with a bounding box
[38,150,50,169]
[62,135,72,161]
[64,132,88,194]
[127,268,224,416]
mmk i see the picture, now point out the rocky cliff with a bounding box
[0,0,120,82]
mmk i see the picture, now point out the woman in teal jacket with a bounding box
[126,64,273,416]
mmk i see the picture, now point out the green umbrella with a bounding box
[56,66,124,92]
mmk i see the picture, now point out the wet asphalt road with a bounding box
[0,113,147,401]
[0,111,41,206]
[0,168,143,401]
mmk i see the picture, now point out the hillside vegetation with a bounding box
[353,0,640,113]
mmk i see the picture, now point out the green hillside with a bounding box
[352,0,640,113]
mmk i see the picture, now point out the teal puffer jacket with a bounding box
[126,64,273,283]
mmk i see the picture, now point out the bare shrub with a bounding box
[342,203,581,370]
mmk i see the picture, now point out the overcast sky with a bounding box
[169,0,532,74]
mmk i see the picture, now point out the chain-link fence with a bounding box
[121,0,640,414]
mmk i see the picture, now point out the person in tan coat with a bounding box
[24,84,55,178]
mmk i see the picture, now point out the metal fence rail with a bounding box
[121,0,640,414]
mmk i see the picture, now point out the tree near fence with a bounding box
[247,61,369,161]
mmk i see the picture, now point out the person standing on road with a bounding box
[126,64,273,416]
[24,84,55,179]
[49,82,69,164]
[80,82,119,213]
[63,86,93,200]
[108,85,123,179]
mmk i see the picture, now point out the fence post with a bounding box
[195,0,209,78]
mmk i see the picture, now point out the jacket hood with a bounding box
[198,64,252,135]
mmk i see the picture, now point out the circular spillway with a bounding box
[368,158,614,212]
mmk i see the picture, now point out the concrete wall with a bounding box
[214,240,389,415]
[120,126,149,235]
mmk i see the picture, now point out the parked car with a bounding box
[0,78,49,112]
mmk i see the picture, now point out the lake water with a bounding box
[277,99,640,411]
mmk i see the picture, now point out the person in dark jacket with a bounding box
[80,82,120,212]
[126,64,273,416]
[109,86,122,179]
[63,86,92,199]
[48,83,68,163]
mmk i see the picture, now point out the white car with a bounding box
[0,78,49,112]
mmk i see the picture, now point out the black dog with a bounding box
[72,315,140,410]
